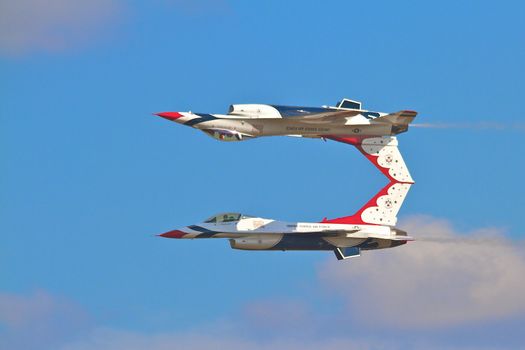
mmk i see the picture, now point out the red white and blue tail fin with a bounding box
[324,136,414,226]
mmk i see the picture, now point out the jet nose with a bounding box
[154,112,183,121]
[158,229,188,238]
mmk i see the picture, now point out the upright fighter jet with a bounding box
[157,100,416,260]
[155,98,417,141]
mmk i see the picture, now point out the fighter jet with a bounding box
[155,98,417,142]
[158,133,415,260]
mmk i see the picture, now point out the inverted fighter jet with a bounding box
[158,134,415,260]
[155,98,417,141]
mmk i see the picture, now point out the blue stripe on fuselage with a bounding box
[184,113,217,126]
[188,225,215,233]
[188,225,221,238]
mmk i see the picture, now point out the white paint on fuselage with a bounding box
[180,216,399,249]
[190,217,392,239]
[175,112,393,138]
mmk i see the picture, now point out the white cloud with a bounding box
[241,299,312,330]
[0,290,90,350]
[0,0,122,55]
[318,215,525,328]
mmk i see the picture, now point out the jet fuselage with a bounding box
[155,100,416,142]
[160,213,411,259]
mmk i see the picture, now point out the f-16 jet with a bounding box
[158,133,415,260]
[155,98,417,142]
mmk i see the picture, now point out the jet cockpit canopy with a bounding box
[335,98,362,110]
[204,213,254,223]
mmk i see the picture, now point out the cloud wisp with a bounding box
[318,215,525,328]
[0,0,123,56]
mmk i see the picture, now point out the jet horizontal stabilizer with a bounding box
[373,110,417,125]
[371,110,417,135]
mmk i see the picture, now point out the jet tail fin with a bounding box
[324,181,412,226]
[325,136,413,183]
[324,136,414,226]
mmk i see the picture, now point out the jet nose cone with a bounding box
[158,229,187,238]
[154,112,182,121]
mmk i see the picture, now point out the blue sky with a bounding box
[2,1,525,349]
